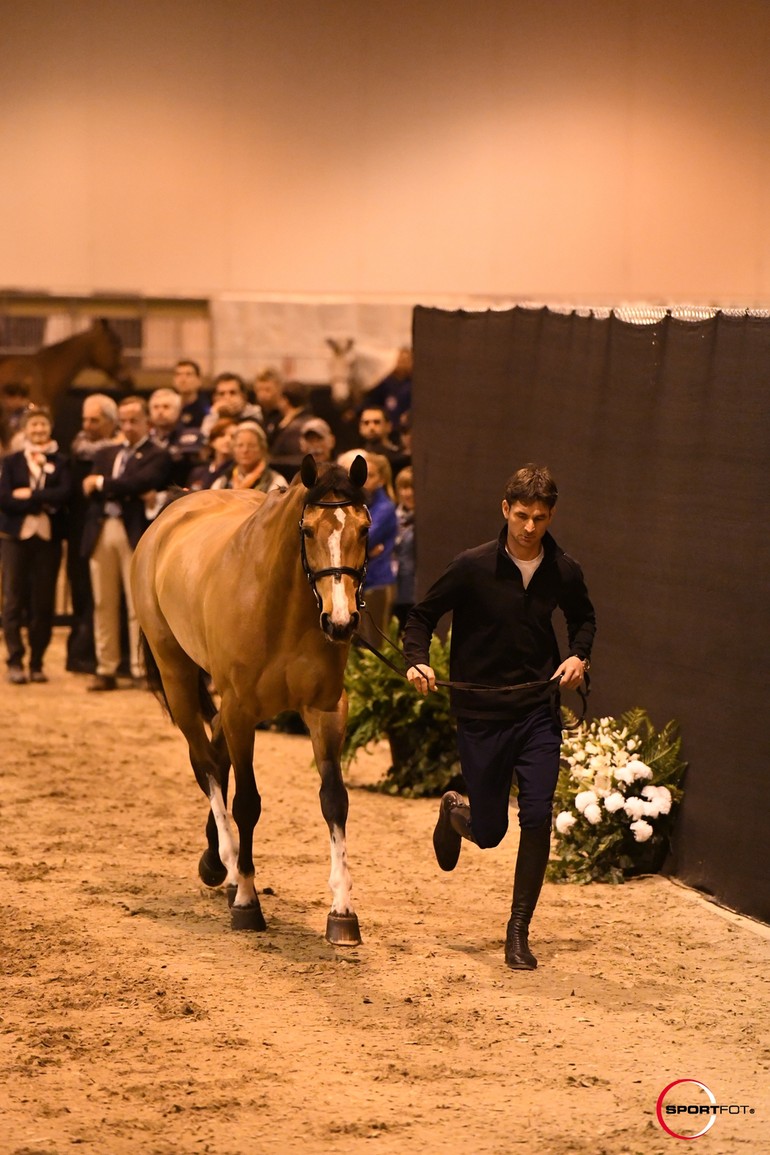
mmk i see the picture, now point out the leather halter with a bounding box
[299,497,369,612]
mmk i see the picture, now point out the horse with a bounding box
[0,317,128,412]
[131,454,372,944]
[326,336,400,407]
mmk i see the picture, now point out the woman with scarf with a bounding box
[210,421,284,494]
[0,406,72,683]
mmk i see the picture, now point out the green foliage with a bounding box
[547,709,687,885]
[343,624,462,797]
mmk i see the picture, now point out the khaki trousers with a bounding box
[89,517,142,678]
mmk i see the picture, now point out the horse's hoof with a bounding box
[231,901,267,932]
[325,912,362,946]
[198,850,227,888]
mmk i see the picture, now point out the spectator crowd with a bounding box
[0,349,415,686]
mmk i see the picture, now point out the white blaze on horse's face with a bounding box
[303,503,370,642]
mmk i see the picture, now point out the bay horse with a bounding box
[0,318,127,411]
[131,454,371,944]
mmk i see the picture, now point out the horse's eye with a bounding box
[302,527,313,539]
[359,526,369,539]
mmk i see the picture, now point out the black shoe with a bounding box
[505,916,538,970]
[7,666,27,685]
[432,791,466,872]
[88,674,118,692]
[29,670,49,684]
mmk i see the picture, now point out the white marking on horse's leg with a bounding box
[208,779,238,883]
[208,778,258,906]
[328,824,355,915]
[328,515,350,626]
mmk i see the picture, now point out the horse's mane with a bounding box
[303,462,367,507]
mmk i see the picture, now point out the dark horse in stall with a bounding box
[0,317,128,413]
[131,455,372,943]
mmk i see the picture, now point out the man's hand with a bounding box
[552,656,587,690]
[407,664,436,694]
[11,487,32,499]
[82,475,102,496]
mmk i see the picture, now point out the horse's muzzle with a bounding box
[320,612,359,642]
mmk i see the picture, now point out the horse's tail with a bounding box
[139,629,171,716]
[139,629,218,727]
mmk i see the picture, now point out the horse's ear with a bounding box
[300,454,318,489]
[348,454,368,489]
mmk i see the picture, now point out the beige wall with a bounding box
[2,0,769,305]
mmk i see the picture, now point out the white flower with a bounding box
[642,784,672,815]
[555,811,577,835]
[573,749,587,763]
[623,796,647,820]
[614,764,635,786]
[575,790,599,813]
[583,803,603,825]
[626,759,653,781]
[604,791,626,813]
[630,819,654,842]
[593,772,612,796]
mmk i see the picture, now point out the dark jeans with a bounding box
[2,535,62,671]
[455,706,562,846]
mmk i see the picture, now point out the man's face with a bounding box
[118,402,148,447]
[359,410,387,441]
[255,379,281,411]
[300,430,334,464]
[502,499,553,560]
[149,394,180,432]
[213,380,246,417]
[172,364,200,400]
[81,399,114,442]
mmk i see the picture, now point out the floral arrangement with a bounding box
[547,708,687,884]
[343,625,463,797]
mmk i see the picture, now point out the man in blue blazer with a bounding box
[81,396,172,690]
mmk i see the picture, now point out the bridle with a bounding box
[299,497,369,613]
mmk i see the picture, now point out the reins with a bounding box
[352,613,589,731]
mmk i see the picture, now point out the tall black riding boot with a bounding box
[505,819,552,970]
[432,791,475,871]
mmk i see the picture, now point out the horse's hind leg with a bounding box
[199,721,232,888]
[303,697,361,946]
[154,643,240,893]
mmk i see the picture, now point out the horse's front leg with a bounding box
[304,696,361,946]
[220,694,266,932]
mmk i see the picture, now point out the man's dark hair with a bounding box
[175,359,201,377]
[503,464,558,509]
[118,394,149,417]
[212,372,247,396]
[281,380,310,407]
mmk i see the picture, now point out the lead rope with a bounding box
[352,610,589,731]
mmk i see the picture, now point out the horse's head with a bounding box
[88,318,131,386]
[299,453,370,642]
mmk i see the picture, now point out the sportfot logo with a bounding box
[656,1079,756,1140]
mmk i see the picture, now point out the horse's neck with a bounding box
[35,331,93,390]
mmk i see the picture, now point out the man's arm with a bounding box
[402,559,463,694]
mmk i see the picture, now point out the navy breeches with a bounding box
[455,706,562,847]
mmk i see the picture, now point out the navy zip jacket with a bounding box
[402,528,596,720]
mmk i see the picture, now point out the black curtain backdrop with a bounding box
[411,305,770,925]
